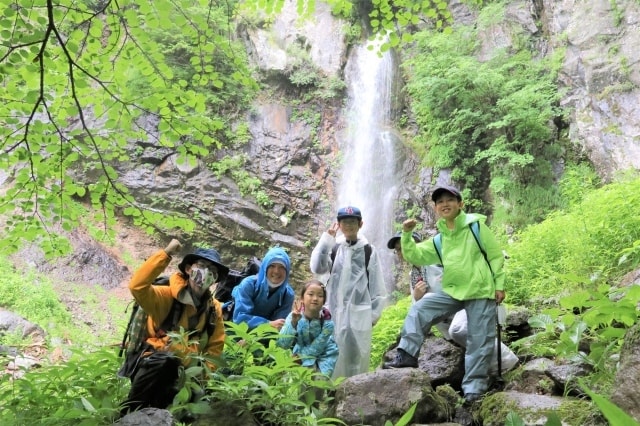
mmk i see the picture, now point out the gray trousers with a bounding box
[397,291,496,395]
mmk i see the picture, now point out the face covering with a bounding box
[267,279,284,289]
[190,267,217,292]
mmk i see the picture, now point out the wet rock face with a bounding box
[115,103,330,282]
[466,0,640,180]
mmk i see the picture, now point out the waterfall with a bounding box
[337,42,402,290]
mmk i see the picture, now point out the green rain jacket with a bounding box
[401,211,505,301]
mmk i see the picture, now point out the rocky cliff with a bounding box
[20,0,640,289]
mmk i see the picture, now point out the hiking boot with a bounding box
[463,393,483,405]
[382,349,418,369]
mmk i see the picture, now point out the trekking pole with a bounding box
[495,304,506,387]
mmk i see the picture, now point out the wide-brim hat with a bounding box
[179,247,229,279]
[431,185,462,202]
[387,231,422,249]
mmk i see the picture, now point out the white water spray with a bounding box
[337,42,402,289]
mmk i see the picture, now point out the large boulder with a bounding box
[328,368,450,426]
[478,390,599,426]
[0,309,46,344]
[383,336,465,389]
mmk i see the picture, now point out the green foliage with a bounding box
[403,25,565,222]
[582,383,640,426]
[558,162,602,209]
[0,264,71,344]
[0,347,126,425]
[0,258,128,347]
[505,411,564,426]
[384,402,417,426]
[512,285,639,392]
[208,322,344,425]
[505,177,640,306]
[0,0,257,256]
[370,296,411,369]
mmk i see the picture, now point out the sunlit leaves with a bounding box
[0,0,259,255]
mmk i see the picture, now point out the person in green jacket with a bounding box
[382,185,506,404]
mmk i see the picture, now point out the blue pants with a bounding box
[397,292,496,395]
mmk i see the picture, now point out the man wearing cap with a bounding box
[383,186,506,405]
[232,246,295,331]
[310,206,388,378]
[120,239,228,413]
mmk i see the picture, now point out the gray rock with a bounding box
[192,400,258,425]
[610,322,640,422]
[114,408,174,426]
[242,0,347,77]
[383,336,467,390]
[504,358,557,395]
[479,390,595,426]
[546,361,593,396]
[328,368,450,426]
[0,309,46,343]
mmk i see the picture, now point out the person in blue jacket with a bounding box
[231,246,295,331]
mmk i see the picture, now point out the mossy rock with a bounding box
[478,391,602,426]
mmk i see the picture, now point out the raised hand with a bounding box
[328,222,340,237]
[402,219,417,232]
[291,299,303,328]
[164,239,182,257]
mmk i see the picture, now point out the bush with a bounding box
[0,347,127,425]
[505,176,640,306]
[370,296,412,369]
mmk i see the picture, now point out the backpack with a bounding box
[432,221,493,275]
[215,257,262,321]
[117,276,215,379]
[330,243,372,279]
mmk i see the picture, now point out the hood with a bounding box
[436,211,486,234]
[257,247,291,287]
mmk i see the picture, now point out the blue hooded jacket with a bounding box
[231,247,295,330]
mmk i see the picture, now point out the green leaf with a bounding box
[581,384,640,426]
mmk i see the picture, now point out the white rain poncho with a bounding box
[310,232,388,378]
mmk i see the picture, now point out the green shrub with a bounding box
[201,322,343,425]
[0,265,72,344]
[0,347,126,425]
[370,296,412,369]
[505,176,640,306]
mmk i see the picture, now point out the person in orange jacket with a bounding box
[120,239,228,414]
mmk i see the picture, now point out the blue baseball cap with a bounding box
[336,206,362,221]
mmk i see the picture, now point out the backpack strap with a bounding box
[433,234,443,266]
[330,242,372,280]
[469,221,493,276]
[432,222,493,275]
[197,301,217,348]
[155,300,185,338]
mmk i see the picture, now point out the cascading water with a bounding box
[337,42,403,290]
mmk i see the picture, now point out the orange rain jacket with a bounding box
[128,249,225,368]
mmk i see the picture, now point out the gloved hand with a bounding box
[164,239,182,257]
